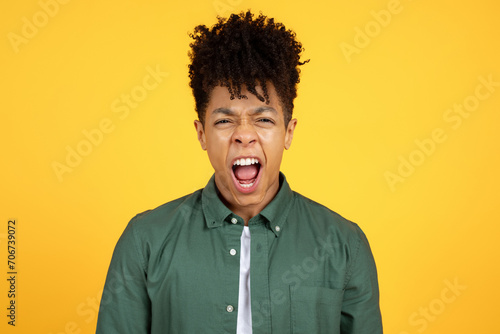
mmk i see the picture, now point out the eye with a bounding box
[214,119,230,125]
[257,118,275,124]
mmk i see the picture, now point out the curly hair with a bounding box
[188,10,309,126]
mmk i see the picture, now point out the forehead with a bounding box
[205,84,284,119]
[211,105,278,117]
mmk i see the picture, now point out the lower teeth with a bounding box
[239,181,255,188]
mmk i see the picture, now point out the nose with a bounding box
[233,123,257,146]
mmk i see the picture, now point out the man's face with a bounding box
[194,83,297,214]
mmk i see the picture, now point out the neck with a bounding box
[215,176,281,226]
[223,195,274,226]
[226,202,268,226]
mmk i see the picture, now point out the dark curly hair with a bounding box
[188,10,309,127]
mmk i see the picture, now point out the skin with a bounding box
[194,83,297,225]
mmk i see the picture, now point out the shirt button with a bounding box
[226,305,234,312]
[231,218,238,224]
[275,226,281,232]
[230,249,237,256]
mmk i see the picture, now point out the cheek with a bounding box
[206,138,229,169]
[263,143,285,171]
[207,147,224,166]
[259,129,286,146]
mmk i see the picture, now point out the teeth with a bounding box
[233,158,259,166]
[239,181,255,188]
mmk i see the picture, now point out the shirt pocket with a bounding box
[290,285,344,334]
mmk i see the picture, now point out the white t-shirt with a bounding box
[236,226,252,334]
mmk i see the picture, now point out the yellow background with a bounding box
[2,0,499,333]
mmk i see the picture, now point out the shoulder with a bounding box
[290,191,376,284]
[114,189,205,266]
[290,191,366,242]
[124,188,204,235]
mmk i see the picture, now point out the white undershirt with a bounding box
[236,226,252,334]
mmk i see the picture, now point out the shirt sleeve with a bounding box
[340,224,383,333]
[96,216,151,334]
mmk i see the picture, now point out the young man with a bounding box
[96,11,382,334]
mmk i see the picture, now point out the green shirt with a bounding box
[96,173,382,334]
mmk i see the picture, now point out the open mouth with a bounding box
[231,157,262,192]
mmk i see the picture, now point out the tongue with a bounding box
[234,165,259,181]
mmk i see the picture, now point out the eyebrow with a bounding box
[211,106,277,116]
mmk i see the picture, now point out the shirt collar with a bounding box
[201,172,294,237]
[201,174,233,229]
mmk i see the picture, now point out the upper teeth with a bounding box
[234,158,259,166]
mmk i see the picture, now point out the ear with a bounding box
[194,120,207,150]
[284,118,297,150]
